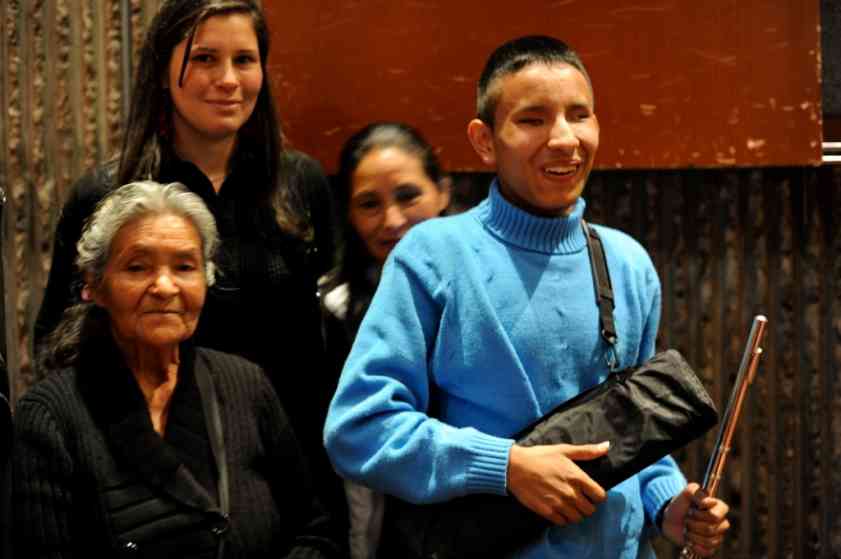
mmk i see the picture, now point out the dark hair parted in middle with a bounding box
[332,122,448,334]
[476,35,592,128]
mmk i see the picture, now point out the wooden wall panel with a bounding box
[582,166,841,559]
[265,0,822,173]
[0,0,145,399]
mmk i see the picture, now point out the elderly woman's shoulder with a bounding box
[66,161,119,203]
[14,368,82,426]
[195,346,260,372]
[19,368,77,403]
[194,347,272,392]
[56,161,120,227]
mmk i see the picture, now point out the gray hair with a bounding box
[78,180,218,287]
[39,180,218,373]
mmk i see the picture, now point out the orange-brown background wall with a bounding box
[265,1,822,172]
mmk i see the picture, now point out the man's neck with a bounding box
[496,179,578,218]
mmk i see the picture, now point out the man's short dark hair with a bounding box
[476,35,592,128]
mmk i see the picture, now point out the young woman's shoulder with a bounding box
[67,161,118,202]
[59,161,120,224]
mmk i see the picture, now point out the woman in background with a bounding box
[34,0,339,532]
[322,122,451,558]
[16,181,339,558]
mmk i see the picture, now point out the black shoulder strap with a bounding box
[581,221,619,361]
[195,353,230,559]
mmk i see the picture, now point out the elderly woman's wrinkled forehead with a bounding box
[76,181,218,286]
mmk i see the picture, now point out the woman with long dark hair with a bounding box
[34,0,339,534]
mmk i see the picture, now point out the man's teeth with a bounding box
[545,166,576,175]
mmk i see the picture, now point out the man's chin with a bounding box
[530,191,583,217]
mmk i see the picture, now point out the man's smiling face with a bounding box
[472,62,599,217]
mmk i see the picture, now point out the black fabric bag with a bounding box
[384,222,719,559]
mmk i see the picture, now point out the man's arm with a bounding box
[507,442,609,525]
[635,249,690,516]
[324,235,513,504]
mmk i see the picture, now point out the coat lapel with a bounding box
[77,335,220,514]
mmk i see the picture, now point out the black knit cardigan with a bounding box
[12,339,340,558]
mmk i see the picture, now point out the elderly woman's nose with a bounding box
[151,270,179,294]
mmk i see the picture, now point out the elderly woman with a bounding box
[13,181,340,558]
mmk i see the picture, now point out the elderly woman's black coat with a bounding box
[12,337,339,558]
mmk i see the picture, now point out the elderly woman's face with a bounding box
[91,213,207,351]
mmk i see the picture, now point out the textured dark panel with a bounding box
[587,167,841,559]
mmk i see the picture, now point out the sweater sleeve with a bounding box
[639,454,686,526]
[12,398,76,559]
[324,235,513,505]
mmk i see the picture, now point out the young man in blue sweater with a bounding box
[325,36,730,557]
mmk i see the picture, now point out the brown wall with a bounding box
[1,2,838,557]
[266,1,822,172]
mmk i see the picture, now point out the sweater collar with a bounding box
[478,179,587,254]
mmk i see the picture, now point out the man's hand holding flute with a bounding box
[662,482,731,557]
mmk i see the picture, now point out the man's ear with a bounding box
[467,119,496,167]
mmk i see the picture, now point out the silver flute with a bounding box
[680,314,768,558]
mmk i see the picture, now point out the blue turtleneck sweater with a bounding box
[324,181,685,558]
